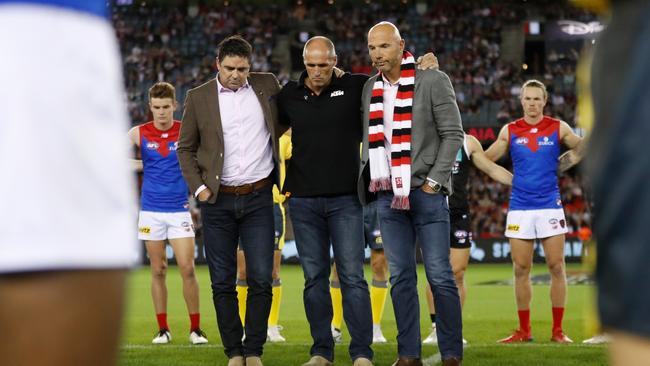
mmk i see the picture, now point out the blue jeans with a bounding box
[200,185,274,359]
[289,194,373,362]
[377,189,463,360]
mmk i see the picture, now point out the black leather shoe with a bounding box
[442,357,462,366]
[391,357,423,366]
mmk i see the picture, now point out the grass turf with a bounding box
[119,263,606,365]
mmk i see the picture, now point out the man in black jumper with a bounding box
[277,36,436,366]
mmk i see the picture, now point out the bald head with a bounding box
[367,21,404,79]
[302,36,336,58]
[302,36,337,93]
[368,21,401,42]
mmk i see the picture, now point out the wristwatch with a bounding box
[426,179,442,193]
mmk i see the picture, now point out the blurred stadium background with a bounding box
[116,0,604,364]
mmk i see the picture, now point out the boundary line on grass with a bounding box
[122,343,606,350]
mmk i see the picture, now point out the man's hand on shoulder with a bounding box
[416,53,439,70]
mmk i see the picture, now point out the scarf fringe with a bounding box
[369,178,392,193]
[390,195,410,210]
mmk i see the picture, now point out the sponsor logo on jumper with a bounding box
[530,128,538,133]
[330,90,344,97]
[162,133,168,138]
[538,136,555,146]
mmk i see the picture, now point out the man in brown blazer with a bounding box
[177,35,286,366]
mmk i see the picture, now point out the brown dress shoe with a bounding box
[442,357,462,366]
[391,357,423,366]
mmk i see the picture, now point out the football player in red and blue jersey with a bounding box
[486,80,583,344]
[129,82,207,345]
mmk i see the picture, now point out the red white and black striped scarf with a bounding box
[368,51,415,210]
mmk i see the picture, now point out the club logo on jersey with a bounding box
[507,224,520,232]
[454,230,468,243]
[330,90,344,97]
[452,161,460,174]
[169,141,178,151]
[452,149,462,174]
[515,137,529,145]
[139,226,151,234]
[538,136,555,146]
[146,142,160,150]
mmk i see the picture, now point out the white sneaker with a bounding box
[189,329,208,344]
[267,325,286,342]
[422,324,437,345]
[372,324,387,344]
[152,329,171,344]
[582,334,612,344]
[331,325,343,344]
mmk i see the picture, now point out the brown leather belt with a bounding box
[219,177,271,195]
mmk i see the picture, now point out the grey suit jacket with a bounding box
[358,69,464,204]
[177,72,285,203]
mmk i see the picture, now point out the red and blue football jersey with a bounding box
[139,121,189,212]
[508,116,562,210]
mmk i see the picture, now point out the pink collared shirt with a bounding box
[195,77,274,197]
[217,77,273,186]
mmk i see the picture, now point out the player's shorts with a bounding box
[505,208,569,239]
[450,213,472,249]
[0,4,139,274]
[138,211,195,241]
[273,203,285,250]
[364,201,383,250]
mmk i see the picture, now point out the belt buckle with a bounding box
[235,183,252,195]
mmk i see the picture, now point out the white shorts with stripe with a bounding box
[505,208,569,239]
[138,211,195,241]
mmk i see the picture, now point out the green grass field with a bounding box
[119,263,606,365]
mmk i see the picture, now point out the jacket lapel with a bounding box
[204,79,224,144]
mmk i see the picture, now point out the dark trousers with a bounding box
[289,194,373,362]
[377,189,463,360]
[200,185,274,358]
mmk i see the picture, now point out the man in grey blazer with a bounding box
[358,22,464,366]
[177,35,285,366]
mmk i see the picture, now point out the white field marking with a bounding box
[122,342,604,350]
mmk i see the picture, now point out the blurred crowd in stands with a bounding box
[114,0,593,239]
